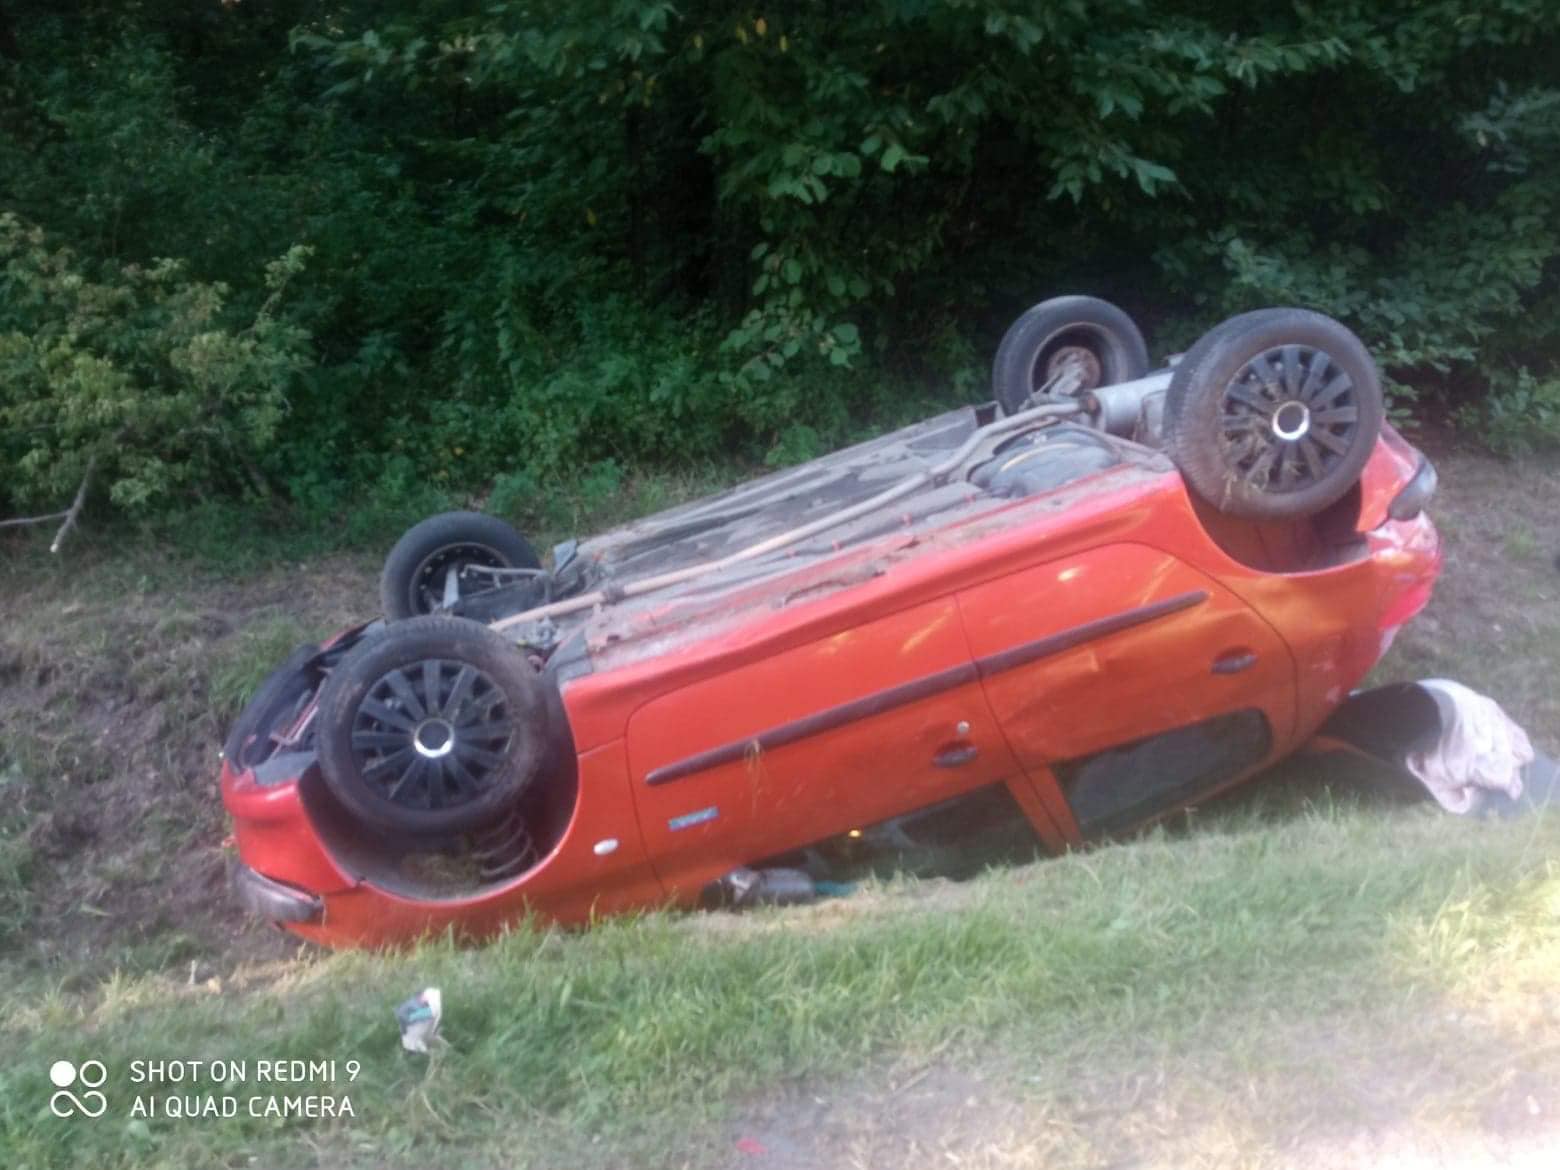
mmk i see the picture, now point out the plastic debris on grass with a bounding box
[395,987,443,1054]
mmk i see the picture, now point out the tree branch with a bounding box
[0,509,69,529]
[0,461,100,546]
[50,457,95,553]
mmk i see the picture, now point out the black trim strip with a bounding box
[973,590,1206,678]
[643,589,1208,788]
[646,662,978,787]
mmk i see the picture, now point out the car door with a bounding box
[624,597,1024,897]
[956,542,1295,840]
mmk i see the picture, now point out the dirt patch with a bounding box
[0,548,375,976]
[716,1010,1560,1170]
[727,1066,1028,1169]
[1389,428,1560,753]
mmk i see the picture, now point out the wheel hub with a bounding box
[411,544,507,614]
[1045,345,1103,393]
[350,658,516,810]
[1271,400,1311,441]
[413,718,456,759]
[1218,344,1359,493]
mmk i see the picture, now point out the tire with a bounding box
[381,512,540,621]
[991,295,1150,416]
[1164,308,1384,519]
[315,616,551,837]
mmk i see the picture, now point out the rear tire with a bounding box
[315,616,550,837]
[381,512,540,621]
[1164,308,1384,519]
[991,295,1149,416]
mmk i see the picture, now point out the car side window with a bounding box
[1054,709,1272,838]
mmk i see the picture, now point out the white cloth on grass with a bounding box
[1405,679,1534,814]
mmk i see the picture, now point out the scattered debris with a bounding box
[705,867,818,909]
[1405,680,1533,813]
[395,987,443,1054]
[1318,679,1553,815]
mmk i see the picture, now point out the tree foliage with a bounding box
[1,0,1559,522]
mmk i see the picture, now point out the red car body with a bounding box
[222,402,1438,949]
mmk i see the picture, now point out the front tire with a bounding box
[1164,308,1384,519]
[315,616,550,837]
[381,511,540,621]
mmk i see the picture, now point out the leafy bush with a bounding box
[0,215,313,511]
[1457,366,1560,455]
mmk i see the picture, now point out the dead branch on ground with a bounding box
[0,456,96,553]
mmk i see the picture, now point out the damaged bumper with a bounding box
[230,862,323,924]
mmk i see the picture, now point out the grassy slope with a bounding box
[0,436,1557,1168]
[3,807,1559,1168]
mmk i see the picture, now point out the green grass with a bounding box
[0,764,36,944]
[2,798,1558,1169]
[208,616,315,717]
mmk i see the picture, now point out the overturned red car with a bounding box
[221,300,1441,948]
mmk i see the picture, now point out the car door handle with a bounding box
[933,743,979,769]
[1212,649,1258,675]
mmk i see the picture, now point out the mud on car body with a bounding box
[221,299,1442,948]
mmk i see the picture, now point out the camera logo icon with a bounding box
[49,1060,108,1119]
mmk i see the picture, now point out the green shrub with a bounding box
[1457,366,1560,455]
[0,216,313,512]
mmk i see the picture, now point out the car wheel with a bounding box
[315,616,550,837]
[1165,308,1384,519]
[381,512,540,621]
[991,295,1150,416]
